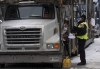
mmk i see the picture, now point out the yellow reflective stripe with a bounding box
[77,33,88,39]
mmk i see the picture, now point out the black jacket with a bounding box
[72,22,87,36]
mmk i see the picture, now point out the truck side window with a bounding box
[43,5,55,19]
[43,8,49,18]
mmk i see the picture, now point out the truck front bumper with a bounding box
[0,52,63,63]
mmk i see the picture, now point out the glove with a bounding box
[71,26,77,33]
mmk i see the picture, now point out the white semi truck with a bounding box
[0,0,66,68]
[0,0,94,68]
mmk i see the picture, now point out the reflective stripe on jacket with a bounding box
[77,22,88,40]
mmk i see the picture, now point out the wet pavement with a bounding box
[71,38,100,69]
[1,38,100,69]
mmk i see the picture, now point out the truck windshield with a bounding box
[4,4,55,20]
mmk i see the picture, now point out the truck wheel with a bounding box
[53,63,62,68]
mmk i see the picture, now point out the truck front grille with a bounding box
[4,28,42,47]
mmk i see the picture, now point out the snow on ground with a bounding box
[71,38,100,69]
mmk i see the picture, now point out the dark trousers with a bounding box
[63,41,69,56]
[78,38,86,63]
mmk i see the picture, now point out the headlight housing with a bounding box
[47,43,60,49]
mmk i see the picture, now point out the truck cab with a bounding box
[0,1,64,67]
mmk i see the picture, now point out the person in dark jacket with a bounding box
[72,15,88,65]
[62,19,70,57]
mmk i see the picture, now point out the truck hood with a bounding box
[1,19,56,27]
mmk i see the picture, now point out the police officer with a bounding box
[73,15,88,65]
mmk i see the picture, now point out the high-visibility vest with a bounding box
[77,22,88,40]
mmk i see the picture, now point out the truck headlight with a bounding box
[47,43,60,49]
[47,43,54,49]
